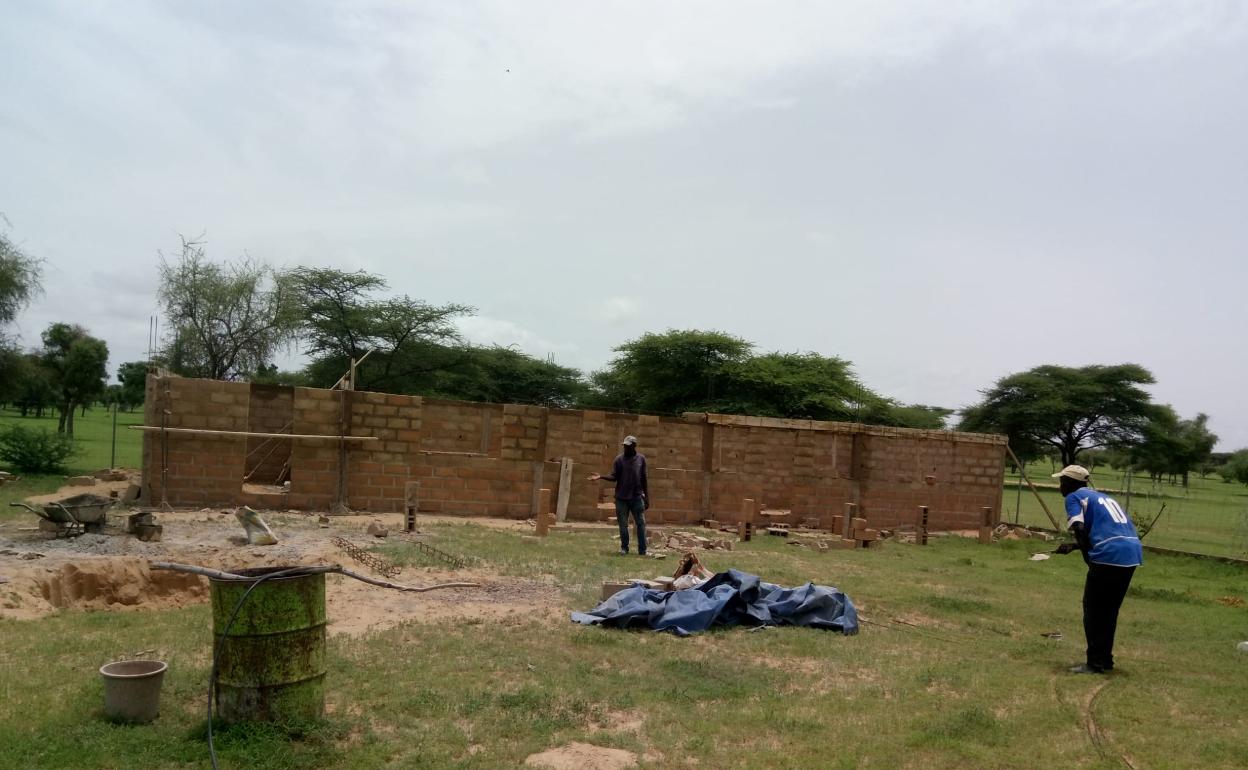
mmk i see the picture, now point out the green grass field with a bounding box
[1,524,1245,769]
[0,405,145,473]
[0,406,145,515]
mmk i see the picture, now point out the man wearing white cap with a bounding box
[1052,464,1142,674]
[588,435,649,556]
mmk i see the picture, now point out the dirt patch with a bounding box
[325,566,560,636]
[588,709,645,734]
[525,742,638,770]
[1,556,208,619]
[0,507,562,634]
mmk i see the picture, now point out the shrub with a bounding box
[0,425,78,473]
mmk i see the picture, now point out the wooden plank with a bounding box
[1006,445,1063,530]
[556,457,574,522]
[129,426,378,441]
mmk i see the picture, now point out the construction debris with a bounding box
[672,552,713,582]
[234,506,278,546]
[332,535,402,578]
[664,531,733,551]
[136,524,163,542]
[992,523,1054,542]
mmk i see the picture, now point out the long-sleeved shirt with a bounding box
[607,453,648,501]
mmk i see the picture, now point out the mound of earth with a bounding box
[525,742,638,770]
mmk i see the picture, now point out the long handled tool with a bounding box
[1005,446,1064,531]
[1138,503,1166,541]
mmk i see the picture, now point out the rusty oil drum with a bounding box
[209,566,326,723]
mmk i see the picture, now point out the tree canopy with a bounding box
[289,266,472,392]
[157,236,298,380]
[1221,450,1248,486]
[1130,409,1217,486]
[585,329,950,428]
[588,330,753,414]
[0,224,43,327]
[959,364,1158,465]
[116,361,150,410]
[40,323,109,438]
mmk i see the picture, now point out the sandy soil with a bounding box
[0,483,562,635]
[524,742,639,770]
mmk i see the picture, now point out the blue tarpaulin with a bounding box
[570,569,859,636]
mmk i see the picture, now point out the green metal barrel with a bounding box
[210,566,326,724]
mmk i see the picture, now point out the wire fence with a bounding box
[1003,464,1248,561]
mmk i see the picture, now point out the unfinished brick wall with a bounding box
[142,377,250,507]
[244,385,292,484]
[144,375,1008,529]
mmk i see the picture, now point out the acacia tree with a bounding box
[959,364,1158,465]
[157,236,297,380]
[288,267,472,392]
[41,323,109,438]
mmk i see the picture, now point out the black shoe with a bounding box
[1069,664,1106,674]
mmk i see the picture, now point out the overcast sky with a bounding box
[2,1,1245,448]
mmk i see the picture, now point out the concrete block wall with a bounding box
[144,375,1008,529]
[142,377,250,507]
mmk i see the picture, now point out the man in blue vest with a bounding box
[1052,464,1142,674]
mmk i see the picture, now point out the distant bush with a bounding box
[0,425,78,473]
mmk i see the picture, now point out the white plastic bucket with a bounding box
[100,660,168,723]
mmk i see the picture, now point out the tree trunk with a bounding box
[80,402,88,417]
[20,404,28,417]
[65,402,76,439]
[57,404,68,434]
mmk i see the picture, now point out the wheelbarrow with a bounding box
[9,494,112,537]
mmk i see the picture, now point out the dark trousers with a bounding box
[1082,562,1136,671]
[615,497,646,555]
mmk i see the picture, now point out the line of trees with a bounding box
[4,231,1244,489]
[152,241,952,429]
